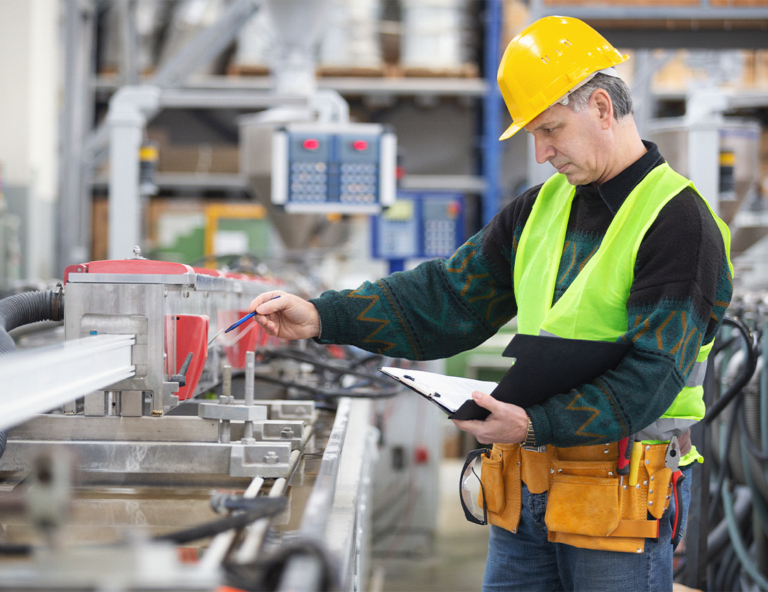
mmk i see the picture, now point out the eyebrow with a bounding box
[530,121,558,132]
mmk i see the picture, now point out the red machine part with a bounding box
[64,260,195,284]
[217,310,261,369]
[170,314,209,401]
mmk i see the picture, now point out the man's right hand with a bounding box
[248,291,321,341]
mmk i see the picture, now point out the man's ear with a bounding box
[591,88,613,129]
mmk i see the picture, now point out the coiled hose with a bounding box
[0,289,64,459]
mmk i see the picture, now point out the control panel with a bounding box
[272,123,396,214]
[372,192,464,260]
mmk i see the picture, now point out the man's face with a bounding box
[524,100,607,186]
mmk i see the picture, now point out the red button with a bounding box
[303,138,320,151]
[352,140,368,151]
[414,445,429,464]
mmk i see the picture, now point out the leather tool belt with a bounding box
[478,441,677,553]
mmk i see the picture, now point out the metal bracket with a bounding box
[229,442,293,478]
[198,403,267,422]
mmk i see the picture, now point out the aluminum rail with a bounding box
[276,399,351,591]
[277,398,378,591]
[0,334,135,431]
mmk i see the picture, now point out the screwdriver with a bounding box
[617,433,635,488]
[628,441,643,487]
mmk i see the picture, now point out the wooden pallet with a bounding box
[226,62,481,79]
[396,63,480,79]
[317,64,388,78]
[226,63,269,77]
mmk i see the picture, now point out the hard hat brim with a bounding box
[499,121,526,141]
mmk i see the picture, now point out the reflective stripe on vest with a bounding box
[517,164,732,438]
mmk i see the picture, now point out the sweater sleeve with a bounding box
[309,187,540,360]
[526,189,732,447]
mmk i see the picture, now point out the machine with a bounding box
[0,251,392,591]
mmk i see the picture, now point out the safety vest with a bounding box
[514,163,733,443]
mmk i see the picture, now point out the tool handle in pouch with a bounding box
[628,442,643,486]
[617,434,635,476]
[671,470,686,546]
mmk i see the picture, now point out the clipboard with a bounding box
[380,333,631,421]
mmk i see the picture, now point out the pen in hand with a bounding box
[207,295,281,346]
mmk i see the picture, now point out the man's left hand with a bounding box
[452,391,530,444]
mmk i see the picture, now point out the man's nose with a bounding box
[534,139,554,165]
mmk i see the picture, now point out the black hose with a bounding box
[259,348,393,387]
[0,289,64,460]
[225,538,339,592]
[724,547,744,592]
[706,317,758,425]
[714,544,736,592]
[710,395,743,523]
[738,397,768,462]
[154,497,287,544]
[251,372,400,399]
[0,543,32,556]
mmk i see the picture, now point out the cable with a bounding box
[722,482,768,592]
[738,396,768,462]
[258,348,393,387]
[250,372,400,399]
[154,497,287,544]
[225,538,339,592]
[706,317,758,424]
[0,543,31,556]
[710,394,743,524]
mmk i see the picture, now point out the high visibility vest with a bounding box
[514,163,733,442]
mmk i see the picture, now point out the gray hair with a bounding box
[565,73,634,121]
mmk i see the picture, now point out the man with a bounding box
[248,16,732,592]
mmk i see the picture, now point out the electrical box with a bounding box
[272,123,396,214]
[372,192,464,260]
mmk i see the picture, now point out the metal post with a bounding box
[683,358,714,589]
[244,351,255,442]
[83,0,261,184]
[59,0,96,273]
[220,365,232,444]
[117,0,140,86]
[481,0,503,226]
[686,89,726,217]
[106,86,160,259]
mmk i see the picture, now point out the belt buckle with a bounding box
[522,444,547,452]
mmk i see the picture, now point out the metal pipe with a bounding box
[220,366,232,443]
[59,0,96,272]
[200,475,265,571]
[234,419,317,563]
[244,352,255,441]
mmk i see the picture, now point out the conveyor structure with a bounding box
[0,255,390,591]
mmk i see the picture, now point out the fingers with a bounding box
[248,291,285,315]
[452,419,493,444]
[471,390,499,412]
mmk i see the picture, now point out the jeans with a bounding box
[482,465,692,592]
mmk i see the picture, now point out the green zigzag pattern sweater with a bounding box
[311,142,733,447]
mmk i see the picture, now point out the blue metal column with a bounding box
[482,0,504,226]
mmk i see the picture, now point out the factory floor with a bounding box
[371,458,489,592]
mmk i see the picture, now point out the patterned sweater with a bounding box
[311,142,733,448]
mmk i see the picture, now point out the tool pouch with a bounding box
[545,443,674,553]
[479,444,522,533]
[545,457,620,537]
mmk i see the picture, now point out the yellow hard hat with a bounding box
[498,16,629,141]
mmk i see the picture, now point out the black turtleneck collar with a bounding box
[576,140,664,216]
